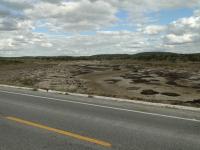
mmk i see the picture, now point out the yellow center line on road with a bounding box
[6,116,112,148]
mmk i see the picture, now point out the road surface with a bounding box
[0,86,200,150]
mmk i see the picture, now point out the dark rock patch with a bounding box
[104,79,121,84]
[127,87,140,90]
[191,99,200,104]
[184,99,200,107]
[141,89,159,95]
[192,84,200,89]
[166,80,178,86]
[161,92,180,97]
[150,79,160,82]
[71,70,93,76]
[132,79,150,84]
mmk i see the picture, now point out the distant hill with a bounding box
[1,52,200,62]
[87,52,200,62]
[90,52,200,61]
[130,52,200,61]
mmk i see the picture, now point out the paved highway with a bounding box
[0,86,200,150]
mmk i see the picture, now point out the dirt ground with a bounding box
[0,59,200,107]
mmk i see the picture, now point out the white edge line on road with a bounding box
[0,84,200,112]
[0,90,200,123]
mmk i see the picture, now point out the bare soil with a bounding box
[0,59,200,107]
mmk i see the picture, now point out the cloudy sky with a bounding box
[0,0,200,56]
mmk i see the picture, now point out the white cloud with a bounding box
[164,33,196,44]
[0,38,15,49]
[0,30,153,56]
[168,16,200,35]
[0,0,32,10]
[40,42,53,48]
[194,10,200,16]
[0,0,200,56]
[164,13,200,45]
[139,25,166,35]
[106,0,200,23]
[25,0,117,32]
[0,8,11,17]
[0,18,34,31]
[46,31,152,56]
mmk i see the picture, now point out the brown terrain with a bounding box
[0,59,200,107]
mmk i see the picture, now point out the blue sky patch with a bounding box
[149,8,194,25]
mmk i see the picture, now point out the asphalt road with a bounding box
[0,87,200,150]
